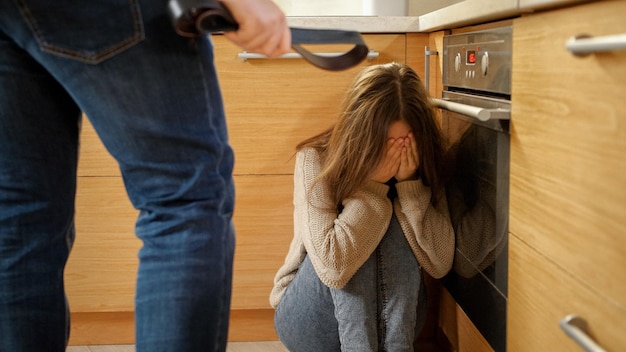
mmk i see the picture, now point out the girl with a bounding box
[271,62,455,352]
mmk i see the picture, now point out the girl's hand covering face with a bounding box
[395,133,419,182]
[371,138,403,183]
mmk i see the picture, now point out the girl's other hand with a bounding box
[371,138,403,183]
[396,133,419,182]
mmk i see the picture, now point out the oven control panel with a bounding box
[442,26,512,96]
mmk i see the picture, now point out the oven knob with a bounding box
[455,53,461,72]
[481,52,489,76]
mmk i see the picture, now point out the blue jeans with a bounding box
[0,1,235,351]
[275,215,427,352]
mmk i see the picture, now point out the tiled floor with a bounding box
[66,341,288,352]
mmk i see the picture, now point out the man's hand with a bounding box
[221,0,291,58]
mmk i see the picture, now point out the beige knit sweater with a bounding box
[270,147,455,308]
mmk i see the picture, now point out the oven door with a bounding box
[436,90,510,352]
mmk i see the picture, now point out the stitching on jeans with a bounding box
[17,0,145,64]
[376,246,388,351]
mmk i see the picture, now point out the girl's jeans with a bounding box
[0,1,235,351]
[275,214,428,352]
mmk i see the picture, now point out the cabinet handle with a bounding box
[424,46,438,90]
[560,314,607,352]
[566,33,626,56]
[238,49,379,62]
[431,98,510,122]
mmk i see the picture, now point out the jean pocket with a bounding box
[18,0,144,64]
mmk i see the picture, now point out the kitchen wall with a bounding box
[273,0,364,16]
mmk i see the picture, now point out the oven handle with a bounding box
[432,98,510,122]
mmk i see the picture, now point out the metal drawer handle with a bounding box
[238,49,379,62]
[566,33,626,56]
[560,314,607,352]
[431,98,510,122]
[424,46,438,89]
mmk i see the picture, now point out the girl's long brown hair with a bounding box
[297,62,445,209]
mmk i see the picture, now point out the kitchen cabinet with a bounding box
[65,33,422,344]
[509,1,626,351]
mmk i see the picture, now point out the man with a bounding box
[0,0,290,351]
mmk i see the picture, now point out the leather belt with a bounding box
[167,0,370,71]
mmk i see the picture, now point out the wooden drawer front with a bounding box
[511,0,626,307]
[78,118,119,177]
[67,176,140,312]
[508,234,626,351]
[231,175,293,309]
[214,34,407,175]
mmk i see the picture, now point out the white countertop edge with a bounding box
[418,0,522,31]
[287,16,420,33]
[284,0,591,34]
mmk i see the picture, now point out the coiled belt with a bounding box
[168,0,370,71]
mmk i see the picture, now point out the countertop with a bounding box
[418,0,519,31]
[287,16,420,33]
[286,0,591,33]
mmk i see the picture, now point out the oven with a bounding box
[434,26,512,352]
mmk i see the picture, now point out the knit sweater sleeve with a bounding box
[296,148,392,289]
[394,180,455,278]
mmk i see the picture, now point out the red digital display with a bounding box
[466,50,477,65]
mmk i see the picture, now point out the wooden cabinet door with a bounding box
[214,34,408,176]
[509,235,626,351]
[67,119,139,315]
[509,1,626,350]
